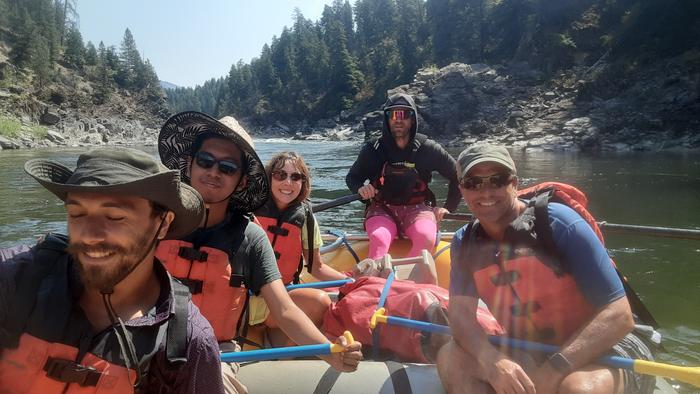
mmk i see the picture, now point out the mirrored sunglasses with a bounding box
[271,170,306,182]
[385,108,414,121]
[194,151,240,176]
[460,173,514,190]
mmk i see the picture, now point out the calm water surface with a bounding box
[1,141,699,386]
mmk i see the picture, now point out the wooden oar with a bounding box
[370,309,700,388]
[444,212,700,240]
[221,331,355,363]
[312,194,362,213]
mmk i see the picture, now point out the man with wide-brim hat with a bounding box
[0,147,225,393]
[157,111,362,394]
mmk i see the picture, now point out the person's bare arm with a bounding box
[260,279,362,371]
[305,249,348,281]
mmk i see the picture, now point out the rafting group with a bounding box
[0,92,685,394]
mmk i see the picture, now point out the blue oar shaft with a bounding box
[382,315,636,370]
[286,279,353,291]
[221,343,332,363]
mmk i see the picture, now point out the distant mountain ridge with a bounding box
[159,80,179,90]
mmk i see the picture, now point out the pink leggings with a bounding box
[365,216,437,259]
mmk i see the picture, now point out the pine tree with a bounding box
[94,41,114,104]
[117,28,143,88]
[29,33,52,89]
[85,41,98,67]
[63,25,85,70]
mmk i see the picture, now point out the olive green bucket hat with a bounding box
[24,147,205,239]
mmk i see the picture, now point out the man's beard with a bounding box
[67,225,158,292]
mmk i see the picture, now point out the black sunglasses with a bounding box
[460,173,514,190]
[271,170,306,182]
[193,151,240,176]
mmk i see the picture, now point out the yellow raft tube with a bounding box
[299,231,455,289]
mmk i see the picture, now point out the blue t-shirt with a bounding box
[449,202,625,308]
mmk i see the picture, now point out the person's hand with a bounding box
[486,357,536,394]
[434,207,449,222]
[357,184,377,201]
[320,333,363,372]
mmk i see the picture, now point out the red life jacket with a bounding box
[155,215,250,342]
[371,137,435,206]
[0,234,188,393]
[322,277,504,363]
[255,200,314,285]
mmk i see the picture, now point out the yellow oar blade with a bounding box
[634,359,700,388]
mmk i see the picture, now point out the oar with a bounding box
[285,278,354,291]
[370,309,700,388]
[221,331,355,363]
[443,213,700,241]
[312,194,362,213]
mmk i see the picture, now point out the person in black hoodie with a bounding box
[346,93,460,261]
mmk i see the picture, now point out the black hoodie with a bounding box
[345,93,460,212]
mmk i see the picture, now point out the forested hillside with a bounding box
[0,0,167,147]
[167,0,699,126]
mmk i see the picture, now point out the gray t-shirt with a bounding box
[183,212,281,295]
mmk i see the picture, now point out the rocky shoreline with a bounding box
[2,60,698,152]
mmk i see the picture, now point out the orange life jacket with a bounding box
[371,136,435,206]
[255,199,314,285]
[0,234,188,393]
[155,215,250,342]
[466,182,657,344]
[518,182,658,328]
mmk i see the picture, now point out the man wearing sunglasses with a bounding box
[157,112,362,394]
[437,143,654,394]
[346,93,460,265]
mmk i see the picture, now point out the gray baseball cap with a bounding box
[457,143,516,176]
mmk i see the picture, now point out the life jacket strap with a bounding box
[510,300,542,317]
[178,247,208,262]
[229,274,245,288]
[489,270,520,286]
[267,225,289,236]
[43,357,102,387]
[179,278,204,294]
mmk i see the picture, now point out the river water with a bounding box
[1,140,699,383]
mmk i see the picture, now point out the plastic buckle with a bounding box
[43,357,101,387]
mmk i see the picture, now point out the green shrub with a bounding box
[0,116,48,139]
[0,116,21,138]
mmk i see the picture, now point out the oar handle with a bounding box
[312,194,362,213]
[221,331,356,362]
[285,278,354,291]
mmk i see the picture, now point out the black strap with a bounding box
[267,225,289,236]
[165,281,190,369]
[292,203,316,284]
[179,278,204,294]
[1,233,68,348]
[178,247,208,262]
[385,360,413,394]
[532,190,659,327]
[43,357,102,387]
[312,366,342,394]
[305,204,315,274]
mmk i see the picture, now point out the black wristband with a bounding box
[547,352,573,375]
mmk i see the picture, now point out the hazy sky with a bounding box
[77,0,334,88]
